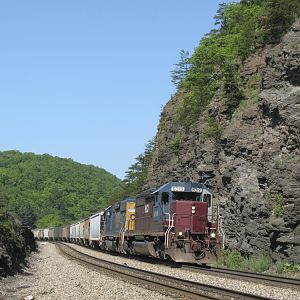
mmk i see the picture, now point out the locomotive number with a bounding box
[171,186,185,192]
[192,187,202,193]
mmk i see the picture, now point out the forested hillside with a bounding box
[0,151,120,227]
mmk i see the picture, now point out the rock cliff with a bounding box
[0,210,36,277]
[146,20,300,262]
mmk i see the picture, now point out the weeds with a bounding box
[171,132,182,156]
[217,249,272,272]
[273,193,284,217]
[202,117,223,140]
[276,261,300,274]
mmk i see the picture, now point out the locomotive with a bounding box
[34,181,222,264]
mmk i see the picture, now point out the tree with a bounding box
[108,138,155,203]
[0,150,120,226]
[262,0,300,44]
[171,50,190,88]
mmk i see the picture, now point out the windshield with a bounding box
[172,192,202,201]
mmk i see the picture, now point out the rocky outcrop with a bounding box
[146,20,300,262]
[0,209,36,277]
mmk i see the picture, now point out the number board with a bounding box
[191,187,202,193]
[171,186,185,192]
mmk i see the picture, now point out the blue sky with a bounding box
[0,0,232,179]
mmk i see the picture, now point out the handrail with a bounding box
[164,213,176,249]
[164,213,171,249]
[217,205,225,249]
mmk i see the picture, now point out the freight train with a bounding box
[34,181,222,264]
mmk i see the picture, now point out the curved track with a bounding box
[182,265,300,290]
[56,243,272,300]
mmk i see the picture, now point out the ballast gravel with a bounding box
[66,243,300,300]
[0,242,174,300]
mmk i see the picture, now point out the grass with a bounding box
[217,249,272,273]
[273,193,284,218]
[276,261,300,274]
[202,117,223,140]
[171,132,182,156]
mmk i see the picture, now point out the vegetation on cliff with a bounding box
[0,207,36,276]
[0,151,120,227]
[172,0,300,125]
[115,0,300,200]
[108,139,155,203]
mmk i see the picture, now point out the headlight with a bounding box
[210,231,216,238]
[178,232,183,236]
[192,206,196,214]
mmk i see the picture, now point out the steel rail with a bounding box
[56,243,272,300]
[181,265,300,290]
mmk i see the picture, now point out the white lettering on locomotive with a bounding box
[171,186,185,192]
[191,187,202,193]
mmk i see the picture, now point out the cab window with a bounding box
[162,192,169,204]
[195,195,202,202]
[203,194,212,208]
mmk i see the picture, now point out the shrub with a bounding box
[203,117,223,140]
[171,133,182,156]
[218,249,243,269]
[274,193,284,217]
[217,249,272,272]
[276,261,300,274]
[242,254,272,273]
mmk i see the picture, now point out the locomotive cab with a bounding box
[154,182,220,264]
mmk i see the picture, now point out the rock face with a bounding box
[0,209,36,277]
[146,20,300,262]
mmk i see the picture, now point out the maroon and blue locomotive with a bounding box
[35,181,222,264]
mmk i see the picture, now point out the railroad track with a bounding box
[56,243,272,300]
[182,264,300,290]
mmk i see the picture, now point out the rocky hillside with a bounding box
[0,208,36,277]
[145,20,300,263]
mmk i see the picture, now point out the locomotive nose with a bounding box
[172,201,209,234]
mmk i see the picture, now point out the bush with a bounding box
[276,261,300,274]
[274,193,284,217]
[171,133,182,156]
[217,249,272,272]
[218,249,243,269]
[242,254,272,273]
[203,117,223,140]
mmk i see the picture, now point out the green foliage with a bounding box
[218,249,243,269]
[217,249,272,272]
[109,139,155,203]
[171,132,182,156]
[261,0,300,44]
[276,261,300,274]
[36,214,64,228]
[203,117,223,140]
[0,207,36,274]
[171,50,190,88]
[274,193,284,217]
[242,254,272,273]
[0,207,15,234]
[223,63,245,117]
[175,0,300,125]
[0,151,120,227]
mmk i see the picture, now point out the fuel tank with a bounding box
[132,241,156,257]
